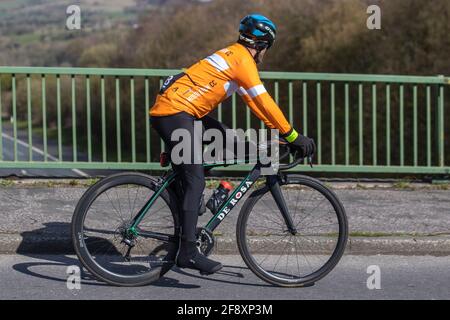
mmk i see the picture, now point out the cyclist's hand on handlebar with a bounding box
[289,134,316,158]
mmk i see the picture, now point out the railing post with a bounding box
[116,77,122,162]
[42,74,48,162]
[302,82,308,165]
[426,86,431,167]
[413,85,418,166]
[26,74,33,161]
[345,83,349,166]
[71,75,77,162]
[358,83,363,166]
[85,75,92,162]
[436,76,445,167]
[145,77,151,163]
[331,83,335,165]
[57,75,62,162]
[101,76,107,162]
[12,74,17,161]
[372,84,377,166]
[0,77,2,161]
[399,85,404,166]
[130,76,136,163]
[316,82,322,164]
[386,84,391,166]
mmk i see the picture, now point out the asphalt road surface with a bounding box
[0,122,118,178]
[0,254,448,300]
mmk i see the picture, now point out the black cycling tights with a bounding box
[150,112,229,243]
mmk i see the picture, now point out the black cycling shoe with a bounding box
[176,241,223,275]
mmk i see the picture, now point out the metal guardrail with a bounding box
[0,66,448,174]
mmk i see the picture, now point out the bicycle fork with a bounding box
[266,175,297,235]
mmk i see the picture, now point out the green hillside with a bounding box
[0,0,171,66]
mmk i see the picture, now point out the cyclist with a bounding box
[150,14,316,275]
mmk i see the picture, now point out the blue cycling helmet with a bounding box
[238,14,277,51]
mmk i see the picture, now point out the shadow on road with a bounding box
[171,266,275,288]
[13,222,275,289]
[12,255,200,289]
[12,222,198,289]
[16,222,74,254]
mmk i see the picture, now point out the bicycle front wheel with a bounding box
[236,174,348,287]
[71,173,179,287]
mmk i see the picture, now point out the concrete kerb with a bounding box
[1,233,449,256]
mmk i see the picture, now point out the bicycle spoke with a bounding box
[272,236,291,274]
[140,213,173,229]
[259,198,285,227]
[285,240,290,278]
[252,233,290,267]
[292,235,302,277]
[261,195,287,225]
[292,235,314,275]
[301,222,337,230]
[89,238,117,257]
[127,184,132,220]
[134,239,150,260]
[242,179,347,286]
[130,185,141,220]
[137,202,171,228]
[104,190,125,223]
[297,210,335,231]
[297,190,314,219]
[115,187,124,222]
[77,177,177,282]
[246,224,283,233]
[291,188,302,224]
[294,198,327,229]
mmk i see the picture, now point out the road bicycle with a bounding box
[71,144,348,287]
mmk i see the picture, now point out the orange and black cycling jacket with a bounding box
[150,42,298,141]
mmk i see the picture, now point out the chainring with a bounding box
[195,227,215,257]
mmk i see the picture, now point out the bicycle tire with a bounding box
[236,174,348,287]
[71,172,180,287]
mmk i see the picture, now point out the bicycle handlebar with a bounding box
[276,140,313,171]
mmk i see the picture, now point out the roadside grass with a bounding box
[0,178,100,188]
[350,231,415,237]
[351,181,450,191]
[350,231,450,237]
[0,180,15,187]
[433,183,450,190]
[392,181,414,190]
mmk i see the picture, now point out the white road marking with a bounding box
[1,132,89,177]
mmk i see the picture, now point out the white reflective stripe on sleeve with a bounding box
[247,84,267,98]
[205,53,230,72]
[237,87,248,96]
[223,81,239,98]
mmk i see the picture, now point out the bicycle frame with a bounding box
[127,159,297,241]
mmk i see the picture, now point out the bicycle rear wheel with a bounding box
[71,173,179,286]
[236,174,348,287]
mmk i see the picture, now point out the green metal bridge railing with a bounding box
[0,66,448,174]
